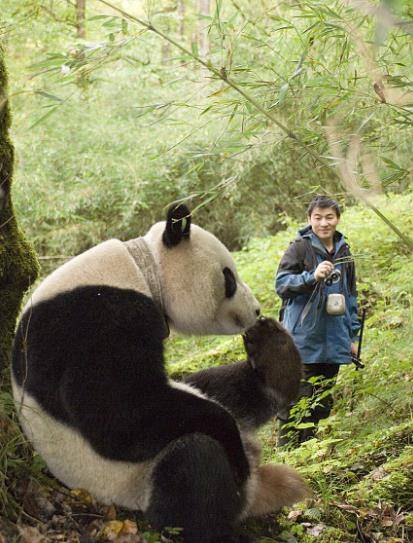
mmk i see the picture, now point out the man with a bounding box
[275,195,360,446]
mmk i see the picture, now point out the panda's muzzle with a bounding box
[233,309,260,332]
[238,307,260,330]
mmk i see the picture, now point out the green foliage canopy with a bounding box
[1,0,412,252]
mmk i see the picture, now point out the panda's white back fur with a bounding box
[25,239,149,309]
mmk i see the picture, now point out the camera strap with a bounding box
[298,280,324,327]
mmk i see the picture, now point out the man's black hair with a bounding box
[307,195,341,218]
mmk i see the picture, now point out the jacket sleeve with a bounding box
[348,294,361,341]
[275,242,317,300]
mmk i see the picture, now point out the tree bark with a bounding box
[76,0,86,39]
[161,21,171,64]
[178,0,185,38]
[198,0,210,60]
[0,46,39,374]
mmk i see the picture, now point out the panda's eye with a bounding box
[223,267,237,298]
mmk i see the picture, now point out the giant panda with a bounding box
[12,205,307,543]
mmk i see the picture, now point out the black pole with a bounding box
[353,308,367,369]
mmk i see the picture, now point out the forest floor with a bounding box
[1,194,412,543]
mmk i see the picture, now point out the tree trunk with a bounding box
[178,0,185,39]
[0,46,39,374]
[198,0,210,60]
[161,22,171,65]
[76,0,86,39]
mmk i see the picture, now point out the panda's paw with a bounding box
[248,464,309,516]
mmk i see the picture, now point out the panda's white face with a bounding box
[144,219,260,335]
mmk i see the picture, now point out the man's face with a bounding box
[308,206,340,243]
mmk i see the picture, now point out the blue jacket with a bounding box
[275,226,360,365]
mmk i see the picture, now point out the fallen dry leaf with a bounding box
[105,504,117,520]
[371,467,387,481]
[18,526,47,543]
[120,520,138,535]
[70,488,95,505]
[99,520,138,541]
[333,502,358,513]
[393,512,406,526]
[306,523,326,536]
[23,481,56,521]
[287,510,303,521]
[100,520,124,541]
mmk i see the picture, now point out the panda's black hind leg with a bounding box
[146,433,246,543]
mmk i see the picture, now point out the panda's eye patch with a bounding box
[223,267,237,298]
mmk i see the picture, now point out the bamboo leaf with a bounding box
[29,105,60,129]
[34,91,64,102]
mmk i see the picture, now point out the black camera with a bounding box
[325,268,341,286]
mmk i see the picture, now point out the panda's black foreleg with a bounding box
[184,363,274,431]
[146,433,247,543]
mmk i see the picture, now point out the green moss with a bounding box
[0,45,39,372]
[276,515,354,543]
[349,447,413,508]
[302,526,355,543]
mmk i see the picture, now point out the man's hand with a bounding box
[351,343,358,356]
[314,260,334,282]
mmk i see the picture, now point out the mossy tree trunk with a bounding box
[0,46,39,374]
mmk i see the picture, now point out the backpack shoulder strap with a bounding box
[294,237,317,271]
[294,238,307,260]
[278,237,316,322]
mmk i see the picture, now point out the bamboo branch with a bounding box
[95,0,312,154]
[326,125,413,251]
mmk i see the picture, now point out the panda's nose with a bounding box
[255,308,261,316]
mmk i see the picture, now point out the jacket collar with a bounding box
[298,225,346,255]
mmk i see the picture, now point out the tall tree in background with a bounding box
[161,21,171,64]
[0,46,38,374]
[198,0,210,60]
[76,0,86,39]
[178,0,185,38]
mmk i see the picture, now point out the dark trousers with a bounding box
[278,363,340,446]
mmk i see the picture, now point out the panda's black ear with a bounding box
[162,204,192,248]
